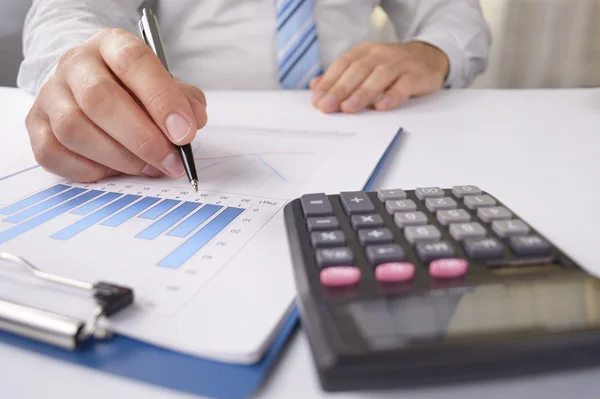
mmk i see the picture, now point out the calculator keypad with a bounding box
[294,186,563,293]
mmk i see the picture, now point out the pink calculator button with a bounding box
[429,258,468,279]
[375,262,415,283]
[320,266,361,287]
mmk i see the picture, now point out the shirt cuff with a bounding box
[404,31,463,89]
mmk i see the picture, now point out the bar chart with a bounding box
[0,181,281,270]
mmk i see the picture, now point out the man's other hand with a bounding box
[25,28,208,183]
[310,41,449,113]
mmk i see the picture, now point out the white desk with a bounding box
[1,87,600,399]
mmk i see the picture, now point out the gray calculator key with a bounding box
[394,211,428,228]
[404,225,441,244]
[366,244,405,264]
[464,237,504,259]
[307,216,339,232]
[452,185,482,198]
[386,199,417,214]
[377,189,406,202]
[340,191,375,215]
[415,187,444,200]
[351,214,383,229]
[358,228,394,246]
[464,195,496,209]
[477,206,512,222]
[416,241,455,262]
[509,235,551,256]
[311,230,346,248]
[437,209,471,225]
[300,193,332,216]
[449,222,486,241]
[425,197,457,212]
[492,219,530,238]
[316,247,354,268]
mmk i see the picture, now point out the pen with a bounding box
[138,7,199,193]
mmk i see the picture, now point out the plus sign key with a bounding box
[340,191,375,215]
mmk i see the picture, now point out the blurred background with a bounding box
[0,0,598,89]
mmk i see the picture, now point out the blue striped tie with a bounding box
[276,0,322,89]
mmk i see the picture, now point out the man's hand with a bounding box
[310,41,449,113]
[25,28,208,183]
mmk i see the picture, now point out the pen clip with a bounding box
[138,7,170,72]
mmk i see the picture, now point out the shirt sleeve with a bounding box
[380,0,492,88]
[17,0,145,96]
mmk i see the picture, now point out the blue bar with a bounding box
[101,197,160,227]
[139,199,180,219]
[159,207,245,268]
[71,192,122,215]
[167,204,222,238]
[0,184,72,215]
[52,194,141,240]
[4,188,87,223]
[136,202,201,240]
[0,190,103,244]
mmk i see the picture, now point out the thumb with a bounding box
[176,81,208,129]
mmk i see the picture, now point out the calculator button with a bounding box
[311,230,345,248]
[320,266,361,287]
[464,195,496,209]
[415,187,444,199]
[306,216,339,232]
[416,241,455,262]
[491,219,530,237]
[340,191,375,215]
[377,189,406,202]
[404,225,442,244]
[429,259,468,279]
[436,209,471,225]
[300,193,332,216]
[452,185,482,198]
[477,206,512,222]
[315,247,353,268]
[464,237,504,259]
[394,211,428,228]
[425,197,457,212]
[351,214,383,230]
[509,235,551,256]
[449,222,486,241]
[366,244,405,264]
[375,263,415,283]
[358,228,394,246]
[385,199,417,214]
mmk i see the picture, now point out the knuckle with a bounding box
[53,108,84,147]
[146,86,176,116]
[350,59,373,77]
[113,42,151,75]
[132,133,156,160]
[374,63,398,78]
[57,46,85,70]
[79,77,114,114]
[32,131,57,169]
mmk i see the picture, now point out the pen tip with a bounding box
[192,180,199,193]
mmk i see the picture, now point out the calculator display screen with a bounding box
[345,271,600,347]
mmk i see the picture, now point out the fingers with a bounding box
[314,59,375,113]
[374,73,420,111]
[339,64,400,113]
[25,102,111,182]
[97,28,199,145]
[38,80,162,178]
[57,43,186,178]
[177,81,208,129]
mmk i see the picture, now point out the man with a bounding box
[17,0,491,183]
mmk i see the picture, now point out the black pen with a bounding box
[138,7,199,192]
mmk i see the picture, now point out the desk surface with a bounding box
[1,87,600,399]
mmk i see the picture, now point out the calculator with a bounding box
[283,186,600,391]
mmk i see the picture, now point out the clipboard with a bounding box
[0,129,403,399]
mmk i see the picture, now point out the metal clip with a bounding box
[0,252,134,350]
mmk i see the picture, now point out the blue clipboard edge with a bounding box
[0,128,403,399]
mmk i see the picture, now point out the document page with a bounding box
[0,92,400,363]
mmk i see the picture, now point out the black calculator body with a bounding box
[283,186,600,391]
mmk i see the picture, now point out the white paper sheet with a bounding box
[0,90,400,363]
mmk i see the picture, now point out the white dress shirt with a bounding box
[17,0,491,95]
